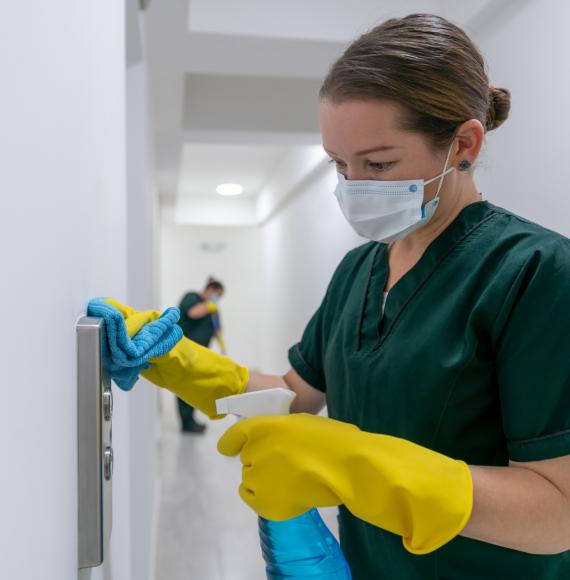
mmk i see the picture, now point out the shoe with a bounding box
[182,422,207,434]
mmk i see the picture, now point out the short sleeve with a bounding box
[288,302,329,393]
[494,239,570,462]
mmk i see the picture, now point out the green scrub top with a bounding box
[288,201,570,579]
[178,292,215,347]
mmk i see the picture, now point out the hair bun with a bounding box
[486,86,511,131]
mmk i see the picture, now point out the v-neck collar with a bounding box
[355,201,498,353]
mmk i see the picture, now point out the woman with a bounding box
[111,13,570,579]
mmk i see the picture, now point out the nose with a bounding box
[344,166,367,181]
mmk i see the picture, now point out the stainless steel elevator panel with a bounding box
[77,317,113,569]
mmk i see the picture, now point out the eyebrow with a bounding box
[324,145,399,157]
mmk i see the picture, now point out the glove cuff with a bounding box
[402,459,473,554]
[341,433,474,555]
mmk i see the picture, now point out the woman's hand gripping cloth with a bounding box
[88,298,249,419]
[87,297,183,391]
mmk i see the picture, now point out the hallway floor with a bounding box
[155,395,340,580]
[155,400,266,580]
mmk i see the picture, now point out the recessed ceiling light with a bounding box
[216,183,243,196]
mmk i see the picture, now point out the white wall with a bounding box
[0,2,125,579]
[159,219,263,370]
[0,2,158,579]
[471,0,570,237]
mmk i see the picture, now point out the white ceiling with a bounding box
[178,144,289,198]
[187,0,491,43]
[143,0,501,225]
[183,74,323,134]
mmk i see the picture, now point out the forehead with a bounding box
[319,99,414,153]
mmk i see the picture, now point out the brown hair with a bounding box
[205,276,224,292]
[320,14,510,149]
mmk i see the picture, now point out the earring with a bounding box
[458,160,472,171]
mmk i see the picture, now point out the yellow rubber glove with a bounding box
[106,299,249,419]
[217,413,473,555]
[206,301,219,314]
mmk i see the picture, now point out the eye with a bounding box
[368,161,395,172]
[328,158,346,168]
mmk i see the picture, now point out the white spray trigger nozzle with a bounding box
[216,388,296,418]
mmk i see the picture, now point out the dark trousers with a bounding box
[177,397,197,428]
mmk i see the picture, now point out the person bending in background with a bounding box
[176,277,226,433]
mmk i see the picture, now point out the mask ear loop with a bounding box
[424,140,456,199]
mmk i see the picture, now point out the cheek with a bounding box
[400,150,445,181]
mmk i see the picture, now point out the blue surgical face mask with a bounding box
[334,141,455,243]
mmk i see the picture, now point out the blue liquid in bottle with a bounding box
[258,508,352,579]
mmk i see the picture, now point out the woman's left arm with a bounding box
[469,240,570,555]
[462,455,570,554]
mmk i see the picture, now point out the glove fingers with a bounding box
[239,477,306,521]
[105,298,136,319]
[217,422,250,456]
[124,312,149,337]
[104,298,162,337]
[238,483,256,509]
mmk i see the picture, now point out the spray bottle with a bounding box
[216,389,352,580]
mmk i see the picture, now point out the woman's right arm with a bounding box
[247,368,326,415]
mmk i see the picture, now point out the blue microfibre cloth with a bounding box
[87,298,183,391]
